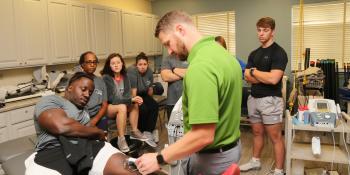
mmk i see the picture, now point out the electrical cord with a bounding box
[340,119,350,173]
[331,129,335,171]
[263,160,275,175]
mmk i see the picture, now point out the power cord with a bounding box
[331,129,335,171]
[340,119,350,173]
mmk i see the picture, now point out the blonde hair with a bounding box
[155,10,194,37]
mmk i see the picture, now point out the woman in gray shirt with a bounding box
[101,53,148,153]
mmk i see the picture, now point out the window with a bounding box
[292,2,350,70]
[192,11,236,55]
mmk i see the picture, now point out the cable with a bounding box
[263,160,275,175]
[177,159,181,175]
[331,129,335,171]
[340,119,350,173]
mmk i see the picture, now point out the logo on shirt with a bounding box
[94,89,103,96]
[264,56,269,60]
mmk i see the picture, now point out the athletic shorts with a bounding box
[247,95,283,124]
[25,142,120,175]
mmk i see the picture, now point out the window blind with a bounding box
[292,2,349,70]
[192,11,236,55]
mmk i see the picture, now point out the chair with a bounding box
[222,163,240,175]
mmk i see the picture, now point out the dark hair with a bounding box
[66,72,94,89]
[79,51,98,65]
[256,17,275,30]
[155,10,193,37]
[135,52,148,64]
[215,36,227,49]
[100,53,126,77]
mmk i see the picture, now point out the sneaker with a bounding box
[130,130,149,141]
[143,131,158,147]
[143,131,153,140]
[153,129,159,143]
[273,170,284,175]
[239,159,261,172]
[145,139,158,148]
[117,136,130,153]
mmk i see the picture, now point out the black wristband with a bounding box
[250,68,255,77]
[156,153,167,165]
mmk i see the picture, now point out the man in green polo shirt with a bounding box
[135,10,242,175]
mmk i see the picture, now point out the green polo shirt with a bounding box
[182,36,242,150]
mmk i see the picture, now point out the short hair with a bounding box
[100,53,126,77]
[79,51,98,65]
[135,52,148,64]
[66,72,94,90]
[256,17,275,30]
[215,36,227,49]
[155,10,193,37]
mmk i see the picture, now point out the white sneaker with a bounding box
[143,131,157,147]
[152,129,159,143]
[117,136,130,153]
[273,171,284,175]
[143,131,153,140]
[239,159,261,172]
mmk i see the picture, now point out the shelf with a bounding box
[291,143,349,164]
[291,121,350,133]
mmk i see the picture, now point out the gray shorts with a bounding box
[247,95,283,124]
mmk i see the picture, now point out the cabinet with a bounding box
[152,16,162,55]
[70,1,90,62]
[106,7,123,54]
[0,105,36,143]
[285,110,350,174]
[0,113,9,143]
[0,0,49,69]
[0,0,20,68]
[90,5,108,59]
[15,0,49,67]
[90,5,123,60]
[122,12,162,57]
[48,0,72,64]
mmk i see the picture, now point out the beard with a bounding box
[174,36,188,61]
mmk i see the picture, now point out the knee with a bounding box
[252,129,264,137]
[269,133,283,144]
[120,105,127,113]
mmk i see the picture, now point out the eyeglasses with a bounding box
[84,61,99,65]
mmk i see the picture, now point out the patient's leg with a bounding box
[103,153,139,175]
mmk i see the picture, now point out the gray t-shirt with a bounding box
[86,76,107,117]
[127,65,154,95]
[34,95,90,151]
[161,56,188,105]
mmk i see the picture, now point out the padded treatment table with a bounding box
[0,134,36,163]
[2,150,33,175]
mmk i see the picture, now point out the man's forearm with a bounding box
[161,69,182,82]
[161,124,215,163]
[59,120,104,139]
[252,69,283,85]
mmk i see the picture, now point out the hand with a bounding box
[135,153,160,175]
[132,96,143,105]
[97,129,107,141]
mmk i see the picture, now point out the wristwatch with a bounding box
[156,153,167,165]
[250,68,255,77]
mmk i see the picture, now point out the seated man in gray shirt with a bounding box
[25,72,137,175]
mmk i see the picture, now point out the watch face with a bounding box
[156,154,165,165]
